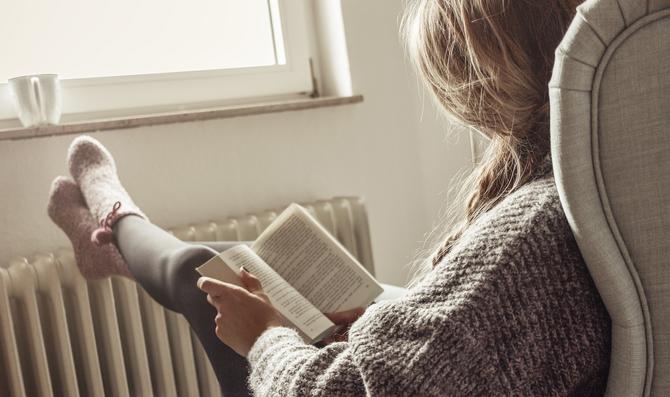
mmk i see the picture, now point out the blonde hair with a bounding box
[402,0,581,275]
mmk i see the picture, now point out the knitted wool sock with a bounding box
[47,176,133,279]
[67,135,147,245]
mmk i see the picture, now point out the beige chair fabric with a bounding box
[550,0,670,396]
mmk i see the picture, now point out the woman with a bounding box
[47,0,610,395]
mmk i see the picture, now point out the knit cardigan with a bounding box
[247,172,611,396]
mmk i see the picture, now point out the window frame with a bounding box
[0,0,317,124]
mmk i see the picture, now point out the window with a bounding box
[0,0,316,123]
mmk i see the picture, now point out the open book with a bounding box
[196,203,384,343]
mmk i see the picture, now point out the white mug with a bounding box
[9,74,62,127]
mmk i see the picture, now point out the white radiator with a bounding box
[0,197,375,397]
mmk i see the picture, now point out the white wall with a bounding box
[0,0,472,286]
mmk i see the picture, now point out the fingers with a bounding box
[239,267,263,294]
[321,327,349,345]
[207,293,224,307]
[199,270,264,297]
[214,313,225,340]
[324,307,365,325]
[197,277,227,297]
[198,276,248,298]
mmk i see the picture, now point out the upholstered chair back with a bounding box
[550,0,670,396]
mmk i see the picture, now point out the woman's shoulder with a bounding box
[452,173,569,258]
[488,173,563,228]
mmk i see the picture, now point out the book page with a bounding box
[252,204,383,314]
[197,245,335,342]
[194,254,244,287]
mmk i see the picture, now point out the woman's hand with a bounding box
[321,307,366,345]
[197,268,283,357]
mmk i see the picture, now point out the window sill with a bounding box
[0,94,363,142]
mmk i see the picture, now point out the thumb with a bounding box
[240,267,263,294]
[197,277,227,297]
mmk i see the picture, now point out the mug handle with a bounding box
[30,77,47,125]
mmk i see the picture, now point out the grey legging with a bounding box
[114,215,252,396]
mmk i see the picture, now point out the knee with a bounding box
[161,245,217,307]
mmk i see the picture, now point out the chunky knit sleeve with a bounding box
[246,177,610,396]
[247,327,364,396]
[247,286,499,396]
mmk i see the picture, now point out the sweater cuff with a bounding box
[248,326,305,366]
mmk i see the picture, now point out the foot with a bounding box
[67,135,147,243]
[47,176,133,279]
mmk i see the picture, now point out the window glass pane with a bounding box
[0,0,277,81]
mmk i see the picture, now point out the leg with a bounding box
[63,136,248,396]
[114,216,251,397]
[64,136,253,394]
[196,241,252,254]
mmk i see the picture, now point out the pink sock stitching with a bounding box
[91,201,122,246]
